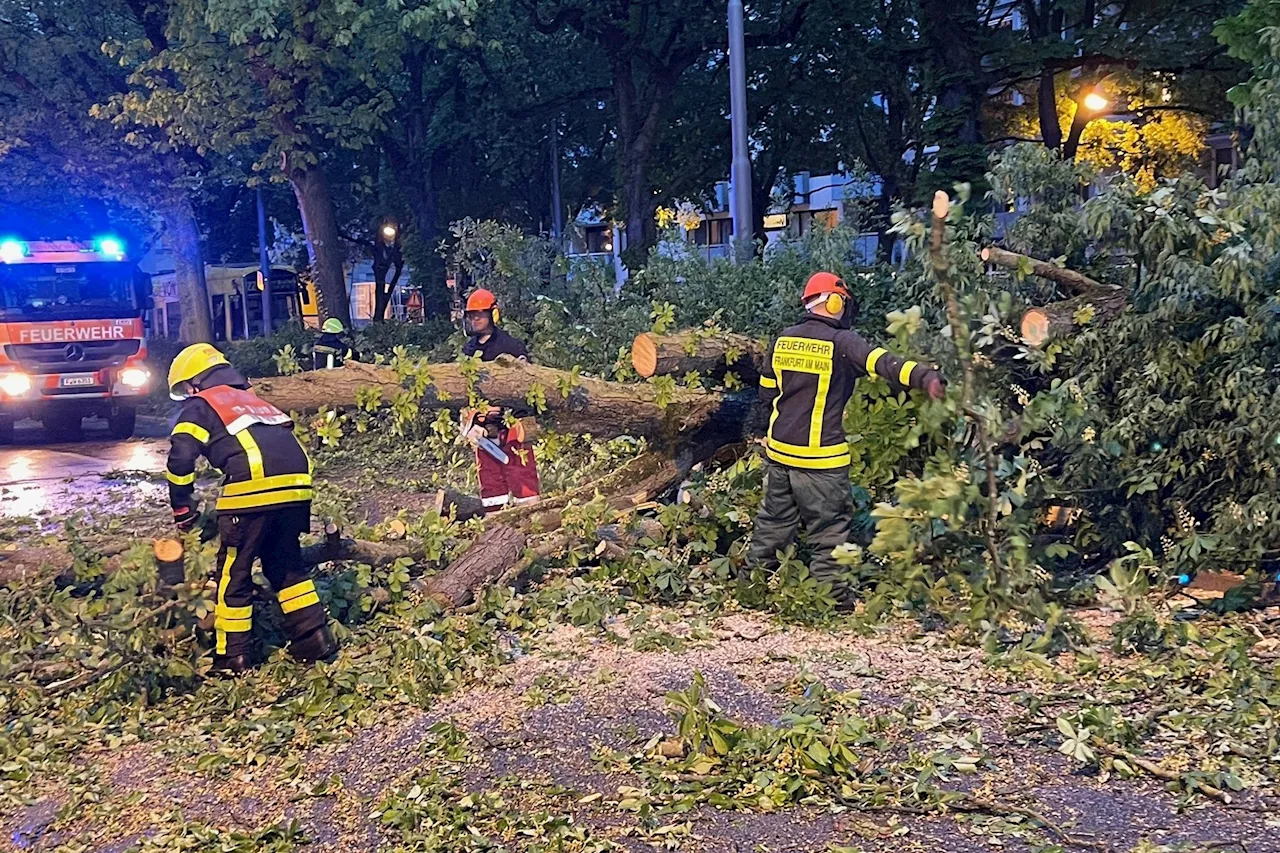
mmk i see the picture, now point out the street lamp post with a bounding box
[728,0,752,262]
[256,187,272,334]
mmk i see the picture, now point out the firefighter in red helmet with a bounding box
[459,289,541,513]
[747,272,946,606]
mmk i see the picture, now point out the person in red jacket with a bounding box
[459,289,541,513]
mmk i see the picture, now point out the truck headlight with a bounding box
[119,367,150,389]
[0,372,32,396]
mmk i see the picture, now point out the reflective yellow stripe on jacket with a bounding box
[765,336,851,469]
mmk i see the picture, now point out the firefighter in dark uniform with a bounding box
[459,288,541,513]
[749,272,946,603]
[313,318,357,370]
[165,343,338,675]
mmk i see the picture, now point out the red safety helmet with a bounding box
[465,288,498,312]
[802,271,848,302]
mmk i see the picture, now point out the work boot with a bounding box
[289,625,338,663]
[210,653,257,677]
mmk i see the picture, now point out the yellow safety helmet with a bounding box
[168,343,229,400]
[322,318,345,334]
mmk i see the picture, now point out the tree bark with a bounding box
[1020,288,1128,346]
[981,246,1127,345]
[614,59,669,264]
[918,0,988,186]
[631,330,767,386]
[981,247,1111,293]
[253,357,728,443]
[414,523,526,609]
[288,161,351,325]
[1038,69,1063,152]
[161,199,214,344]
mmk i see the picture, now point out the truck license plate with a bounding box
[60,374,96,388]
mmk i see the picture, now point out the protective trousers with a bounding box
[747,459,855,600]
[213,505,327,657]
[476,431,541,513]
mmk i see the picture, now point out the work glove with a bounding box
[173,505,199,531]
[924,373,947,402]
[508,418,526,444]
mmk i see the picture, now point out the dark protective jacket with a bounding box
[462,327,529,362]
[462,328,533,427]
[166,365,312,515]
[313,332,356,369]
[758,313,941,470]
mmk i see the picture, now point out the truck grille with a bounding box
[4,340,142,374]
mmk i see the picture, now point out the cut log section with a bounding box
[1019,287,1128,347]
[153,538,185,587]
[981,247,1127,347]
[254,358,724,443]
[631,330,766,386]
[414,523,527,609]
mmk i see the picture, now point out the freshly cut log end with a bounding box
[152,538,183,563]
[932,191,950,220]
[1021,310,1052,347]
[629,330,766,386]
[153,538,185,587]
[632,332,660,378]
[1020,287,1127,347]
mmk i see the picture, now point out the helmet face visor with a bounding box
[465,310,492,335]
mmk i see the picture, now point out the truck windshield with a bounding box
[0,262,139,321]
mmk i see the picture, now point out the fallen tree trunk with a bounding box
[1019,288,1128,347]
[415,523,527,609]
[255,358,724,443]
[981,247,1127,347]
[631,330,766,386]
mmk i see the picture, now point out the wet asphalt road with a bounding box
[0,419,169,519]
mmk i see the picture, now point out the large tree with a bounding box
[0,0,215,342]
[995,0,1244,161]
[111,0,469,324]
[524,0,732,264]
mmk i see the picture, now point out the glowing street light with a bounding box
[381,223,398,241]
[1082,91,1110,113]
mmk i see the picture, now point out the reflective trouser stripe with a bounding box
[481,494,510,507]
[167,470,196,486]
[278,579,320,614]
[215,547,247,655]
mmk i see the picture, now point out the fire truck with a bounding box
[0,236,152,442]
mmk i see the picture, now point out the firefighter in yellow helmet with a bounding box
[166,343,337,675]
[313,318,357,370]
